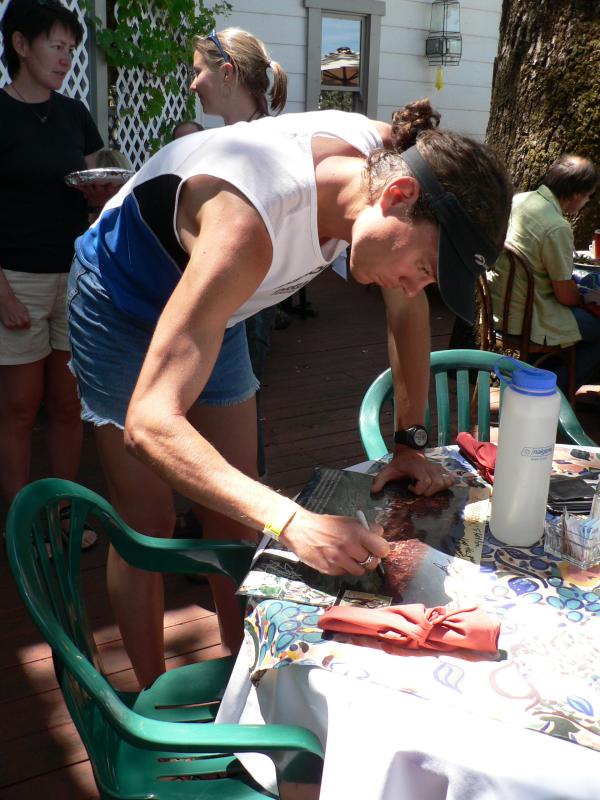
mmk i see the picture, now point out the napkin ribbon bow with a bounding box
[456,431,497,484]
[318,603,499,653]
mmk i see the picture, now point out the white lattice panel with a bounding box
[0,0,92,107]
[0,0,9,87]
[112,1,190,169]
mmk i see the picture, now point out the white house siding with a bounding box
[0,0,501,141]
[206,0,501,140]
[380,0,501,139]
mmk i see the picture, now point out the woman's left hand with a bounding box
[370,445,454,496]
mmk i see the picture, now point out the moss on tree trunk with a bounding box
[486,0,600,247]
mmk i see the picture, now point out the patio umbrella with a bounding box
[320,47,360,87]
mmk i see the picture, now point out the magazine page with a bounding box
[552,445,600,478]
[237,448,490,608]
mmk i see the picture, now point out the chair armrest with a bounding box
[558,395,597,447]
[359,368,393,460]
[103,520,256,585]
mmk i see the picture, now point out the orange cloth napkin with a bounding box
[456,431,497,484]
[318,604,500,654]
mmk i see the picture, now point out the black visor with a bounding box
[401,146,500,324]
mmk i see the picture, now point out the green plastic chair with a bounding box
[6,478,323,799]
[359,348,596,460]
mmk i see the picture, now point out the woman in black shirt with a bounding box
[0,0,105,536]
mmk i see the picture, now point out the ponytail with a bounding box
[268,60,287,114]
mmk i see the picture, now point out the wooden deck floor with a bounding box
[1,270,598,797]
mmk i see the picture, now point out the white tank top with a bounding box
[79,111,383,326]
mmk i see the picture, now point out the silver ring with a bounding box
[358,554,374,568]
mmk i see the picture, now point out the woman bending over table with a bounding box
[67,98,512,687]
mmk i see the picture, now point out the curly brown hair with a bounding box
[364,98,513,250]
[391,98,441,150]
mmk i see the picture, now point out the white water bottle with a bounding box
[489,358,560,547]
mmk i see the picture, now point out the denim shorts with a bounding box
[67,257,259,429]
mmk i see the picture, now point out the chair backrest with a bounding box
[6,477,256,659]
[476,273,496,352]
[359,348,596,460]
[498,244,537,356]
[3,479,265,792]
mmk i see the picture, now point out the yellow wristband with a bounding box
[262,499,297,540]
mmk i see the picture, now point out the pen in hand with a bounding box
[355,510,386,580]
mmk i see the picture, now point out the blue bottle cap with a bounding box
[494,356,557,396]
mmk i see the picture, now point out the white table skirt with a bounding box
[216,647,600,800]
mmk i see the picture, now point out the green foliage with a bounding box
[318,90,354,112]
[86,0,231,151]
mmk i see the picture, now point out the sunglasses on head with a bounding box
[206,30,231,64]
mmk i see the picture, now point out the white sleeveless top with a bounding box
[77,110,383,326]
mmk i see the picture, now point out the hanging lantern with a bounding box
[426,0,462,66]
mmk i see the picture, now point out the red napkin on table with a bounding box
[318,604,500,654]
[456,431,497,484]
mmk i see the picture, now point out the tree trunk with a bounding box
[486,0,600,247]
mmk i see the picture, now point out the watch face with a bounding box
[413,427,428,448]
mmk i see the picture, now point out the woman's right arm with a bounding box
[0,267,30,329]
[125,177,388,575]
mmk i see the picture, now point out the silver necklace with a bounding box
[10,83,51,123]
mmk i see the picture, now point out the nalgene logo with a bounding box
[521,445,554,460]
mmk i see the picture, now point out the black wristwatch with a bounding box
[394,425,428,450]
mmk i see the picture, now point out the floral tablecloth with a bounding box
[244,535,600,752]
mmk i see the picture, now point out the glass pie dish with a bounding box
[64,167,134,187]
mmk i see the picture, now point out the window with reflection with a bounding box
[319,14,363,112]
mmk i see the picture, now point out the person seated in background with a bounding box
[172,119,204,139]
[488,154,600,391]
